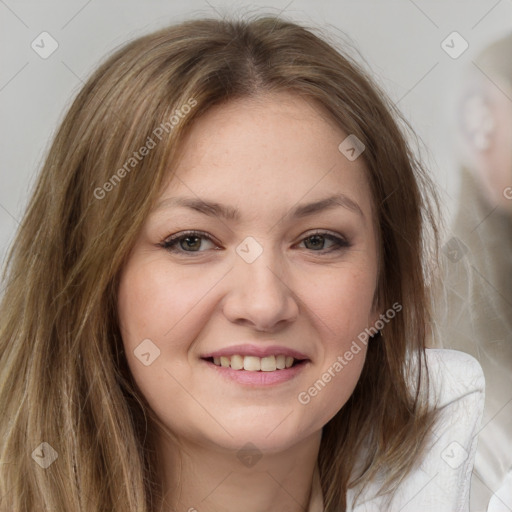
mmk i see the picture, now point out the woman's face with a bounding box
[117,92,380,455]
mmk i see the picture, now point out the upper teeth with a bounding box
[212,355,295,371]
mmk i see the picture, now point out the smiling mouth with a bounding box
[203,355,307,371]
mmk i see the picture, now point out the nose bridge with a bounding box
[224,236,298,329]
[235,236,287,296]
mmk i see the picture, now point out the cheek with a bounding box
[116,258,211,404]
[321,272,374,324]
[302,258,378,344]
[116,258,214,430]
[294,263,376,425]
[117,257,221,349]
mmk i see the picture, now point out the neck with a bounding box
[155,430,322,512]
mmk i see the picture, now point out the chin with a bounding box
[218,419,319,455]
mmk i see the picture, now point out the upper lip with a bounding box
[201,344,309,360]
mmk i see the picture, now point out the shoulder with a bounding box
[347,349,485,512]
[422,348,485,412]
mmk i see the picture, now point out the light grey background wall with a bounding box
[1,0,511,266]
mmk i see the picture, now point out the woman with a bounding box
[0,15,484,512]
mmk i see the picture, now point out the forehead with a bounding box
[160,91,374,223]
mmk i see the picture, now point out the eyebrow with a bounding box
[154,193,364,222]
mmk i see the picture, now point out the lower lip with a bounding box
[202,359,309,386]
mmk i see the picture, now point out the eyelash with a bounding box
[160,230,351,256]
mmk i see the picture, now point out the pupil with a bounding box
[182,236,201,250]
[307,235,323,249]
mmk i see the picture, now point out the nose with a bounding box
[222,244,299,332]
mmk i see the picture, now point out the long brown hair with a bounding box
[0,15,440,511]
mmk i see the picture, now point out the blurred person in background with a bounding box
[437,31,512,512]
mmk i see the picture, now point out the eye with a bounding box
[297,231,351,252]
[160,229,350,256]
[160,230,219,254]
